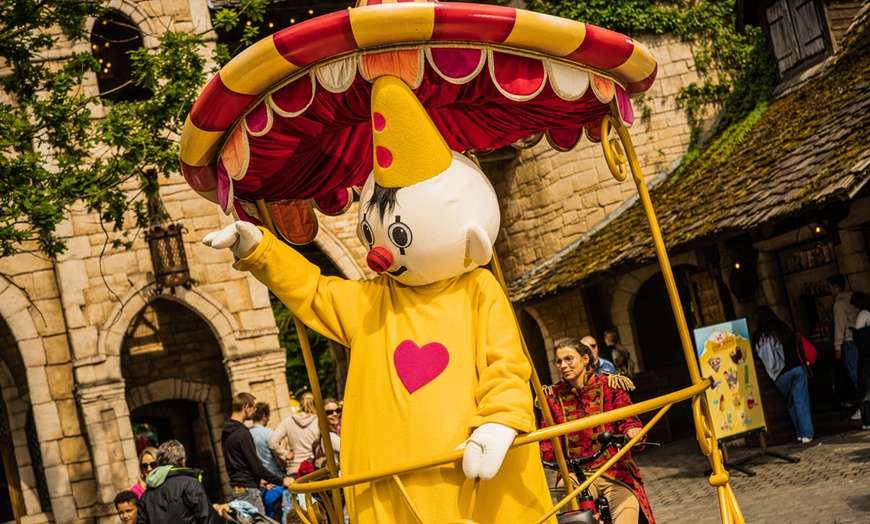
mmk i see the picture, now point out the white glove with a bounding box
[457,423,517,480]
[202,221,263,259]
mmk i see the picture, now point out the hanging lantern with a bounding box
[146,223,193,293]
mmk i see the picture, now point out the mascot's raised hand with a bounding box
[202,221,262,259]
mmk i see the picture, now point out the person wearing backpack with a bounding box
[850,291,870,430]
[751,306,815,444]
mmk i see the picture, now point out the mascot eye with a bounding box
[388,218,412,252]
[360,220,374,247]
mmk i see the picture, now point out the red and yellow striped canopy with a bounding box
[179,0,657,244]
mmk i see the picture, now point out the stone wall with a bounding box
[491,33,712,282]
[519,288,590,384]
[0,170,293,523]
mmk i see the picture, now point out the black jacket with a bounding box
[222,419,285,488]
[137,467,223,524]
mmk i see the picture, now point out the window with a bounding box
[91,12,151,102]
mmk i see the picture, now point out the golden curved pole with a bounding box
[600,103,744,524]
[255,200,343,521]
[489,248,579,510]
[392,475,429,524]
[289,380,708,494]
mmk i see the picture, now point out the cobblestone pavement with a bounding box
[635,411,870,523]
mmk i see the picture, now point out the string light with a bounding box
[290,18,296,23]
[734,262,741,270]
[268,22,274,28]
[308,9,314,14]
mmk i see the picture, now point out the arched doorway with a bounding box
[0,317,50,522]
[632,264,699,437]
[121,298,232,501]
[518,310,550,384]
[0,400,18,524]
[130,399,221,501]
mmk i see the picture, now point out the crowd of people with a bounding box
[111,277,870,524]
[113,330,652,524]
[748,274,870,448]
[116,390,343,524]
[828,275,870,429]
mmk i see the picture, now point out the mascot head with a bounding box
[357,76,500,287]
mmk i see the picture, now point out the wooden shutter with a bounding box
[765,0,827,76]
[767,0,800,75]
[792,0,826,58]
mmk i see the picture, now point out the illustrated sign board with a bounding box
[693,319,766,441]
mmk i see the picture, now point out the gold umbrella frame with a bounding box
[272,102,744,524]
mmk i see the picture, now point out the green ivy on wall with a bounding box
[526,0,776,153]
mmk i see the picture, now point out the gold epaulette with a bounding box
[535,384,555,409]
[606,373,635,391]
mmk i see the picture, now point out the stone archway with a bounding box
[608,254,699,441]
[85,274,288,508]
[122,299,234,500]
[0,279,74,522]
[0,355,31,523]
[628,262,700,438]
[608,252,698,370]
[127,379,229,501]
[518,308,553,385]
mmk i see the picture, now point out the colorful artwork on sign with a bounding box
[693,319,766,441]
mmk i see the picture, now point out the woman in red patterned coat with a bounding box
[540,339,655,524]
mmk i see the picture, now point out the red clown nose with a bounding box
[366,246,393,273]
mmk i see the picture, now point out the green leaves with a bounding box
[0,0,271,259]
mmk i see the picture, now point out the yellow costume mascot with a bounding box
[204,75,554,524]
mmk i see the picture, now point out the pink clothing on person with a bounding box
[131,483,145,499]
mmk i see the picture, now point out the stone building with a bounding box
[5,0,865,523]
[506,0,870,441]
[0,1,295,522]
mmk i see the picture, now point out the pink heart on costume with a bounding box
[393,340,449,394]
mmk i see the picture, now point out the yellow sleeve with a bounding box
[470,271,535,433]
[233,228,376,347]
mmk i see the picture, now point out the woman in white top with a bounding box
[850,291,870,429]
[269,392,321,477]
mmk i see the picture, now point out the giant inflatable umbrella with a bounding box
[180,1,744,522]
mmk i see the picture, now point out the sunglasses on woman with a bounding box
[325,408,342,416]
[141,461,158,470]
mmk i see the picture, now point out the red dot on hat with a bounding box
[373,112,386,132]
[376,146,393,168]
